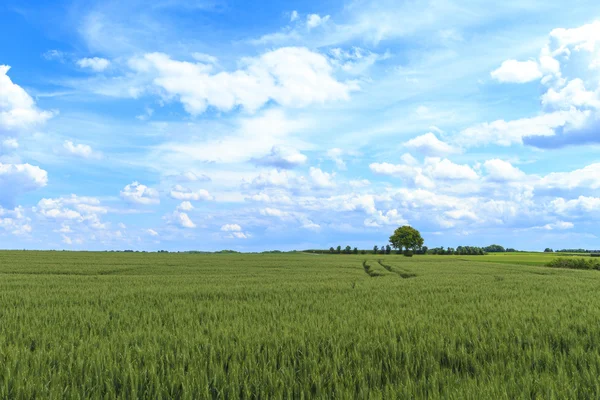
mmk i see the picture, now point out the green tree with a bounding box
[329,247,335,254]
[373,245,378,254]
[389,226,424,252]
[336,246,342,254]
[345,245,352,254]
[353,247,358,254]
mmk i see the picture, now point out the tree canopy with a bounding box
[389,226,424,251]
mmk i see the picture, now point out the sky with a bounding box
[1,0,600,252]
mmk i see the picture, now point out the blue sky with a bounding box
[1,0,600,251]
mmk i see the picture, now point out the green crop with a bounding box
[1,251,599,399]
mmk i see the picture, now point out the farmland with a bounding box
[1,251,600,398]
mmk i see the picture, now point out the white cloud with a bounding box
[171,211,196,228]
[120,181,160,205]
[169,185,212,201]
[552,196,600,215]
[539,163,600,190]
[77,57,111,72]
[423,158,478,180]
[249,169,293,188]
[490,60,542,83]
[455,108,589,147]
[309,167,335,188]
[63,140,99,159]
[177,201,194,211]
[221,223,242,232]
[260,207,291,218]
[220,223,249,238]
[0,206,31,235]
[300,219,320,231]
[483,159,527,182]
[129,47,356,115]
[538,221,575,230]
[290,10,299,22]
[0,163,48,206]
[228,231,248,239]
[404,133,460,156]
[370,157,477,188]
[541,79,600,110]
[35,195,108,230]
[0,65,54,133]
[549,21,600,56]
[146,228,159,236]
[306,14,330,29]
[253,146,307,169]
[364,209,407,227]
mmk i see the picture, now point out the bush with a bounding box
[403,250,413,257]
[546,258,600,270]
[591,253,600,257]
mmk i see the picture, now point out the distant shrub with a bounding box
[546,258,600,270]
[403,250,413,257]
[591,253,600,258]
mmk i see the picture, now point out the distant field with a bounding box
[1,251,600,398]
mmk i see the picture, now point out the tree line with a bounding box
[545,248,600,253]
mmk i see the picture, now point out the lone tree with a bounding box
[389,226,424,252]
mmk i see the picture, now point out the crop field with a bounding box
[1,251,600,398]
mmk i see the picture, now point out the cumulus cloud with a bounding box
[77,57,111,72]
[490,60,542,83]
[252,146,307,169]
[483,159,527,182]
[482,21,600,148]
[63,140,100,159]
[177,201,194,211]
[221,223,242,232]
[306,14,330,29]
[404,133,460,156]
[364,209,408,227]
[552,196,600,215]
[35,195,108,230]
[120,181,160,205]
[0,206,31,235]
[309,167,335,188]
[455,108,589,147]
[0,65,54,133]
[0,163,48,206]
[166,211,196,228]
[128,47,356,115]
[370,156,477,188]
[169,185,212,201]
[249,169,293,189]
[539,163,600,190]
[220,223,249,238]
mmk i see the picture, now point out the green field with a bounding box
[1,251,600,398]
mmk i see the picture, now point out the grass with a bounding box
[1,251,600,398]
